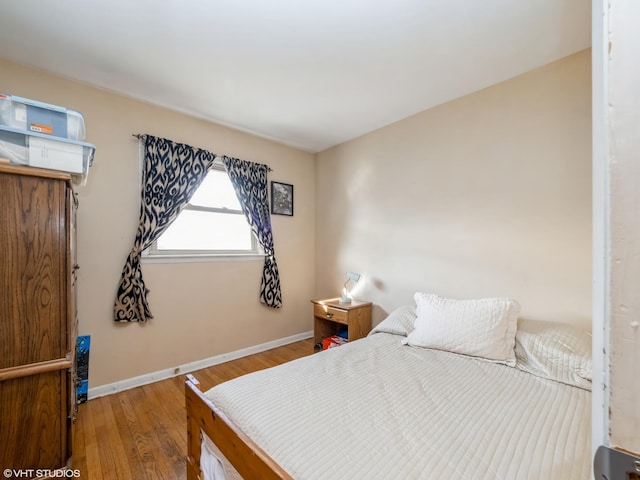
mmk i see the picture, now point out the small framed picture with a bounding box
[271,181,294,216]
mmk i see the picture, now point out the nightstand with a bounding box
[311,298,372,349]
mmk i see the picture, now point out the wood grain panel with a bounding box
[0,370,67,469]
[0,167,74,472]
[0,172,66,368]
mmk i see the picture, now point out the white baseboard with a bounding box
[87,330,313,400]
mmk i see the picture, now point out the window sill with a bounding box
[142,253,266,264]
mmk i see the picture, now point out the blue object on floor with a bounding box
[76,335,90,404]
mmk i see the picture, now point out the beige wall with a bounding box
[316,50,592,329]
[0,58,316,388]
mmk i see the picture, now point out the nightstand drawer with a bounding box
[313,304,348,324]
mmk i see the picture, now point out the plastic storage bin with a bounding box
[0,127,28,165]
[0,126,95,186]
[0,93,86,141]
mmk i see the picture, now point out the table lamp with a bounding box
[339,271,361,304]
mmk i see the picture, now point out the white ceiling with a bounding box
[0,0,590,153]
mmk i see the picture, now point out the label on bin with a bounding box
[15,108,26,123]
[29,123,53,135]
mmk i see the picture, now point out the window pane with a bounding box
[157,210,253,251]
[190,169,242,209]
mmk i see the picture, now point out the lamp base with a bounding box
[338,295,352,304]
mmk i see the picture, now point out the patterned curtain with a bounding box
[114,135,216,322]
[223,156,283,308]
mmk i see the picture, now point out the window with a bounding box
[146,166,259,258]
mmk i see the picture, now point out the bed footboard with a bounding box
[185,374,293,480]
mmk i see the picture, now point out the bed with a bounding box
[185,293,592,480]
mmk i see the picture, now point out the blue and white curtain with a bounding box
[114,135,216,322]
[223,157,283,308]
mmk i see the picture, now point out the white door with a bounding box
[592,0,640,471]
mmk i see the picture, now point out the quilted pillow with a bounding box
[402,292,521,366]
[515,318,592,390]
[369,304,417,337]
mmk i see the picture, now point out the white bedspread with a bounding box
[204,332,591,479]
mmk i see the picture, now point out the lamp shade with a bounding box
[346,271,361,283]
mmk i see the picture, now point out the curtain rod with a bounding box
[132,133,273,171]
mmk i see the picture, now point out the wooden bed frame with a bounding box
[185,374,293,480]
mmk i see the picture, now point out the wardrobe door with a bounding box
[0,371,68,469]
[0,167,72,470]
[0,172,67,368]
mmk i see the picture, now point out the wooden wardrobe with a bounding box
[0,164,77,471]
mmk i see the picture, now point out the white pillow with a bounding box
[403,292,521,366]
[369,304,417,337]
[515,318,592,390]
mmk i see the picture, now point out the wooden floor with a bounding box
[73,338,315,480]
